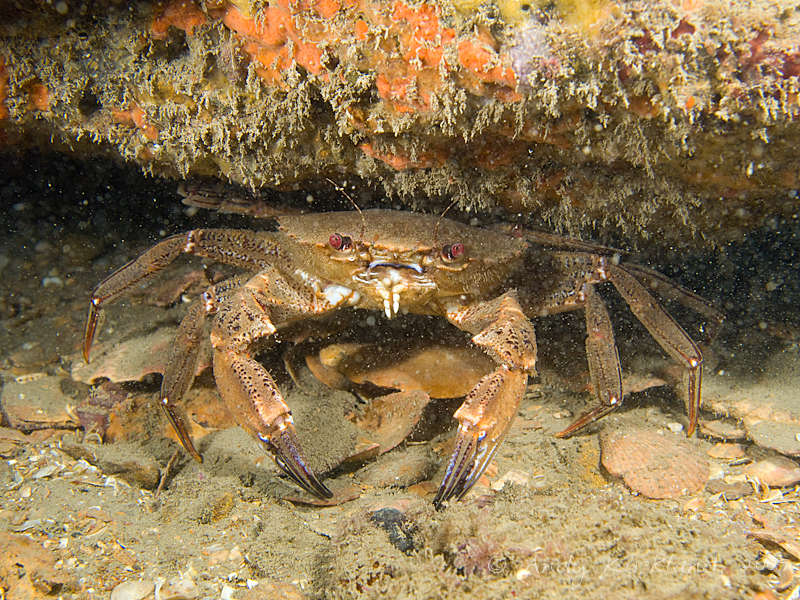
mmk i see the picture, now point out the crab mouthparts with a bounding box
[361,263,423,319]
[367,260,424,274]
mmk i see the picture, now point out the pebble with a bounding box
[110,579,154,600]
[600,427,710,499]
[491,469,530,491]
[706,443,747,460]
[159,573,200,599]
[220,585,235,600]
[745,456,800,488]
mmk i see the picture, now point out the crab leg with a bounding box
[555,283,622,438]
[605,263,704,435]
[159,277,246,462]
[622,263,725,344]
[83,229,283,362]
[209,270,344,498]
[435,291,537,508]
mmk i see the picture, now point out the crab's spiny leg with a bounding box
[556,283,623,438]
[607,263,703,435]
[83,230,283,362]
[435,291,536,508]
[160,276,246,462]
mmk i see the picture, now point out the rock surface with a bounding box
[2,0,799,244]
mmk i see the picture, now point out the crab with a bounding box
[82,210,720,507]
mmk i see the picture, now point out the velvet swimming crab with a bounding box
[82,210,720,507]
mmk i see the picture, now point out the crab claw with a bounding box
[433,368,526,509]
[259,417,333,499]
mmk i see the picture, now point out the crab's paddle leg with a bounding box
[556,283,623,438]
[606,264,703,435]
[210,272,340,499]
[436,291,537,508]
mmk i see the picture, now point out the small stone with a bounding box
[220,585,235,600]
[600,427,710,499]
[707,443,747,460]
[745,420,800,457]
[666,422,684,434]
[1,376,79,431]
[699,419,747,441]
[491,469,530,491]
[159,573,199,600]
[745,456,800,488]
[109,579,154,600]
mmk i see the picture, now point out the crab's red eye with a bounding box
[329,233,352,250]
[442,243,464,261]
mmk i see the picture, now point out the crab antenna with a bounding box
[325,177,366,241]
[433,198,459,248]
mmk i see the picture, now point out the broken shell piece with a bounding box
[600,427,710,499]
[0,427,28,458]
[71,327,210,384]
[352,390,431,454]
[1,376,80,431]
[305,352,351,390]
[315,342,493,398]
[284,482,360,506]
[699,419,747,441]
[744,420,800,458]
[748,530,800,561]
[745,456,800,488]
[707,443,747,460]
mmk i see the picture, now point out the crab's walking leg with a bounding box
[555,284,622,438]
[83,230,282,362]
[622,263,725,344]
[210,269,344,499]
[606,264,703,435]
[159,277,246,462]
[435,291,537,508]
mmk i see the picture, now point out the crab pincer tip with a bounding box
[261,426,333,499]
